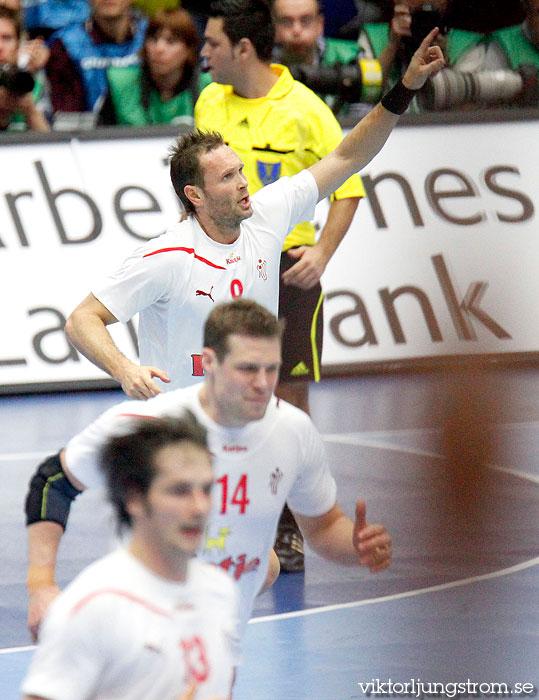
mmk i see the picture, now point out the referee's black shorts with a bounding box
[278,248,324,384]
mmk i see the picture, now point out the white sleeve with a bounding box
[286,419,337,517]
[251,170,319,245]
[21,600,107,700]
[64,398,157,489]
[92,240,182,324]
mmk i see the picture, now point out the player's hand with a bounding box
[19,37,50,72]
[353,500,392,573]
[281,246,328,290]
[117,364,171,400]
[28,584,61,642]
[402,27,445,90]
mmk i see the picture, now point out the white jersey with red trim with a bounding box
[64,383,337,636]
[21,550,238,700]
[92,170,318,391]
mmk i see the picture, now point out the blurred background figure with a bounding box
[99,8,211,126]
[0,6,49,130]
[319,0,382,39]
[358,0,485,91]
[45,0,147,122]
[272,0,383,118]
[357,0,538,111]
[21,0,89,41]
[484,0,539,76]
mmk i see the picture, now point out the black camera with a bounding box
[0,62,35,96]
[403,3,448,55]
[289,59,383,106]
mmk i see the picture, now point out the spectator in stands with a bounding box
[272,0,382,116]
[99,8,211,126]
[22,0,90,41]
[359,1,487,82]
[358,0,486,108]
[46,0,147,116]
[0,6,49,130]
[486,0,539,75]
[0,0,50,73]
[0,0,19,10]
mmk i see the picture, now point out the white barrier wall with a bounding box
[1,115,538,392]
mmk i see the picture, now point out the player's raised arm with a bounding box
[65,293,170,400]
[309,28,445,202]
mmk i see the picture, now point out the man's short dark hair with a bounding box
[209,0,275,62]
[100,412,209,528]
[169,130,225,215]
[204,299,284,361]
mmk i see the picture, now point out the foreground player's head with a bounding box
[100,413,213,560]
[200,299,284,426]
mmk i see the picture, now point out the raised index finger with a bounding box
[417,26,440,54]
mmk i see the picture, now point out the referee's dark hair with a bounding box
[209,0,275,62]
[100,412,209,528]
[204,299,284,361]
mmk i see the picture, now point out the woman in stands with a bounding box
[100,8,211,127]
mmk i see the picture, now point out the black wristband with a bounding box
[381,79,417,115]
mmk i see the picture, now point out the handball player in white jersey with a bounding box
[63,30,445,400]
[26,300,393,644]
[22,414,238,700]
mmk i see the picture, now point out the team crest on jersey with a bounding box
[257,258,267,281]
[256,160,281,187]
[269,467,283,495]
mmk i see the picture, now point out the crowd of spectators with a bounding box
[0,0,536,133]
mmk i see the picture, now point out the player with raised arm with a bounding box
[63,27,444,399]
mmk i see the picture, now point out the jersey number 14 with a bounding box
[216,474,250,514]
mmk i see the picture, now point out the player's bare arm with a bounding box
[65,293,170,400]
[26,452,86,641]
[309,28,445,202]
[294,500,392,572]
[281,197,359,290]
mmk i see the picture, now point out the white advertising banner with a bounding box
[0,117,537,392]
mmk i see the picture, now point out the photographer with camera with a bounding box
[0,7,49,131]
[272,0,382,117]
[358,0,485,110]
[487,0,539,83]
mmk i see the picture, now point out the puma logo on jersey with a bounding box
[195,286,214,302]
